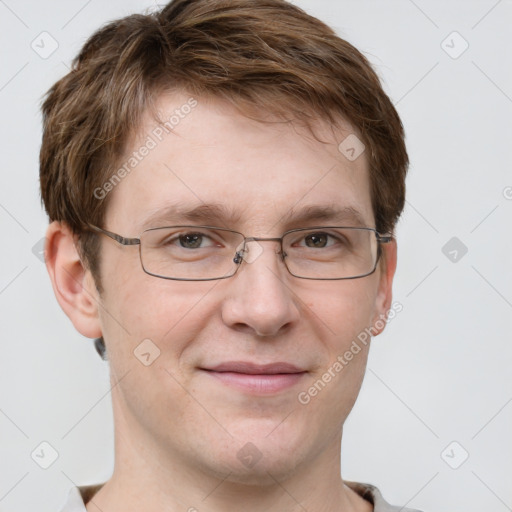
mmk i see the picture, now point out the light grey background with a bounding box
[0,1,511,511]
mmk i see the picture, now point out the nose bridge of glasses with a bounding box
[245,236,282,243]
[234,236,284,265]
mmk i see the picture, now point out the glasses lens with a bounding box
[140,226,245,280]
[282,227,378,279]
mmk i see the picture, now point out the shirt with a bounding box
[59,480,424,511]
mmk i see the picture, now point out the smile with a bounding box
[200,361,308,394]
[202,370,307,394]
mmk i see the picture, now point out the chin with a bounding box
[196,421,312,484]
[212,451,306,487]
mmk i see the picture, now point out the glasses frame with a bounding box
[85,223,392,281]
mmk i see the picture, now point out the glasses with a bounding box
[85,224,392,281]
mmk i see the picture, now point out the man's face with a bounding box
[92,92,394,482]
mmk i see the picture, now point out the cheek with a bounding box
[296,281,376,405]
[301,280,378,342]
[100,281,217,427]
[101,269,219,366]
[297,288,375,427]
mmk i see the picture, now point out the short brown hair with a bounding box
[39,0,408,290]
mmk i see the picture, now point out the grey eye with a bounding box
[179,233,204,249]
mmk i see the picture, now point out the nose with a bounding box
[221,240,300,337]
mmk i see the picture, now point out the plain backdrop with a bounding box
[0,1,511,511]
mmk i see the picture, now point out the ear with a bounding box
[370,238,397,336]
[44,221,102,339]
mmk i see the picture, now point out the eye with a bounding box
[179,233,206,249]
[287,229,352,252]
[303,232,332,248]
[175,232,216,249]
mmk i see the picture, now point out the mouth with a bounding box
[199,361,308,394]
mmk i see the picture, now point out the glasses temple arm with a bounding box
[86,224,140,246]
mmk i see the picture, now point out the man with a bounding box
[40,0,418,510]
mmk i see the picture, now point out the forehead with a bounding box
[106,92,374,233]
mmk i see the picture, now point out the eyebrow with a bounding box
[280,204,368,228]
[139,202,369,231]
[140,203,244,230]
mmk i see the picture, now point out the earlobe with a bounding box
[371,239,397,336]
[44,221,102,339]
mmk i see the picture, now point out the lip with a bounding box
[200,361,307,394]
[205,361,305,374]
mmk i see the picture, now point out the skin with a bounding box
[45,91,396,512]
